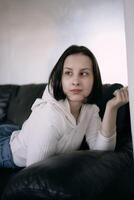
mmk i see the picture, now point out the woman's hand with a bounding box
[107,86,129,110]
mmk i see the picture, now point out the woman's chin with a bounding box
[68,97,84,102]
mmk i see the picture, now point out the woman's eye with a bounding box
[64,71,72,76]
[81,72,89,76]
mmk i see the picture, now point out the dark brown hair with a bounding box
[48,45,102,104]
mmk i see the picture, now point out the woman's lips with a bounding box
[70,89,82,94]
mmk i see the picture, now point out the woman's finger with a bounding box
[113,87,129,103]
[120,87,129,101]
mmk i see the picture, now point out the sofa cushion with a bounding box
[0,85,16,122]
[0,93,9,121]
[97,83,123,118]
[2,150,132,200]
[7,84,46,127]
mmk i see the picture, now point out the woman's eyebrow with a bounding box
[63,67,92,71]
[81,68,92,71]
[64,67,73,70]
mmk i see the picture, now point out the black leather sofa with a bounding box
[0,83,133,200]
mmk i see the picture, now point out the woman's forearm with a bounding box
[101,103,118,137]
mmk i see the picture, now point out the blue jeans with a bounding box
[0,124,19,168]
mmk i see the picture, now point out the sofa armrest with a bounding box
[2,150,132,200]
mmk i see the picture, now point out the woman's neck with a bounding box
[69,101,82,120]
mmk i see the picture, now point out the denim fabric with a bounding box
[0,124,19,168]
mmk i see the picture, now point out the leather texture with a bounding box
[7,84,46,127]
[2,151,132,200]
[0,85,14,122]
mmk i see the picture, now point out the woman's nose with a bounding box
[72,77,80,86]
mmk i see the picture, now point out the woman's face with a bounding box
[61,53,94,104]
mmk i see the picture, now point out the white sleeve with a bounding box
[26,123,59,167]
[18,104,60,167]
[86,106,116,151]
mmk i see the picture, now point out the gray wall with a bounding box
[123,0,134,153]
[0,0,127,84]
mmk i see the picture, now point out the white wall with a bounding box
[0,0,127,85]
[123,0,134,152]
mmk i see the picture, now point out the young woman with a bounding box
[0,45,128,168]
